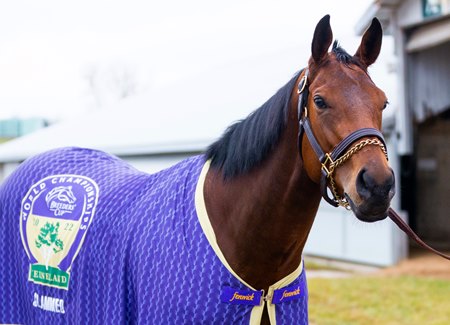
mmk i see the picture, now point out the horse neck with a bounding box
[203,98,322,291]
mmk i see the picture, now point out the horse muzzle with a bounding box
[346,167,395,222]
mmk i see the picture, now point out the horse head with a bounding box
[299,15,395,222]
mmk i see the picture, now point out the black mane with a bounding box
[205,43,360,179]
[205,72,300,179]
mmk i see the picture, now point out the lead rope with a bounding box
[387,208,450,261]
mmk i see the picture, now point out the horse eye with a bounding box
[383,101,389,110]
[313,96,328,109]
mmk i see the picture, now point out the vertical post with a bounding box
[393,15,413,155]
[390,9,411,263]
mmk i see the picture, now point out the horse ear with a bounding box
[354,17,383,67]
[311,15,333,64]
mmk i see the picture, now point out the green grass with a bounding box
[308,276,450,325]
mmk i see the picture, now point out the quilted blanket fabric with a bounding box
[0,147,308,324]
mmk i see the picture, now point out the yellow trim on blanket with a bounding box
[195,160,304,325]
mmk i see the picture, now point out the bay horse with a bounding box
[0,15,394,324]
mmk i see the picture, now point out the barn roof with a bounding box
[0,48,304,163]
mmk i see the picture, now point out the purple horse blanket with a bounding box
[0,147,308,324]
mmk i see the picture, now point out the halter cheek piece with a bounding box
[297,69,388,209]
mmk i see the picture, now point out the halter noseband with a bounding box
[297,69,388,209]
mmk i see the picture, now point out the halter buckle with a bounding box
[297,71,309,94]
[321,153,334,178]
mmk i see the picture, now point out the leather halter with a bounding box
[296,69,450,261]
[297,69,388,208]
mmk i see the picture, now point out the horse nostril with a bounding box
[356,168,395,201]
[356,168,371,200]
[385,170,396,199]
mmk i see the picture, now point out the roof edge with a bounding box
[355,0,402,36]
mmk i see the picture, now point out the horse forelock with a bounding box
[332,41,364,68]
[308,40,366,78]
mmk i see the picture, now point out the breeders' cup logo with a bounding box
[46,186,77,216]
[20,175,99,290]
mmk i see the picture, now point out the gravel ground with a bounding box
[306,247,450,279]
[375,247,450,279]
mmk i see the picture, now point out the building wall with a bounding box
[397,0,450,27]
[397,0,423,27]
[0,162,20,183]
[123,153,199,174]
[0,118,48,140]
[379,0,450,251]
[408,41,450,122]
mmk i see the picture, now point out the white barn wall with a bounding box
[0,162,20,182]
[305,204,404,266]
[123,153,198,174]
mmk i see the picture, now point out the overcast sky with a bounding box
[0,0,377,120]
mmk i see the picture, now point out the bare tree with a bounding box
[84,62,139,110]
[108,65,138,100]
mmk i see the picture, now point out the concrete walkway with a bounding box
[305,255,380,278]
[305,247,450,279]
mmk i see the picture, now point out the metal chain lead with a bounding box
[322,138,388,209]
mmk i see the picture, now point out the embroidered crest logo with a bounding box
[20,175,99,290]
[46,186,77,216]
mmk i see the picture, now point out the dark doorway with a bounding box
[415,109,450,249]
